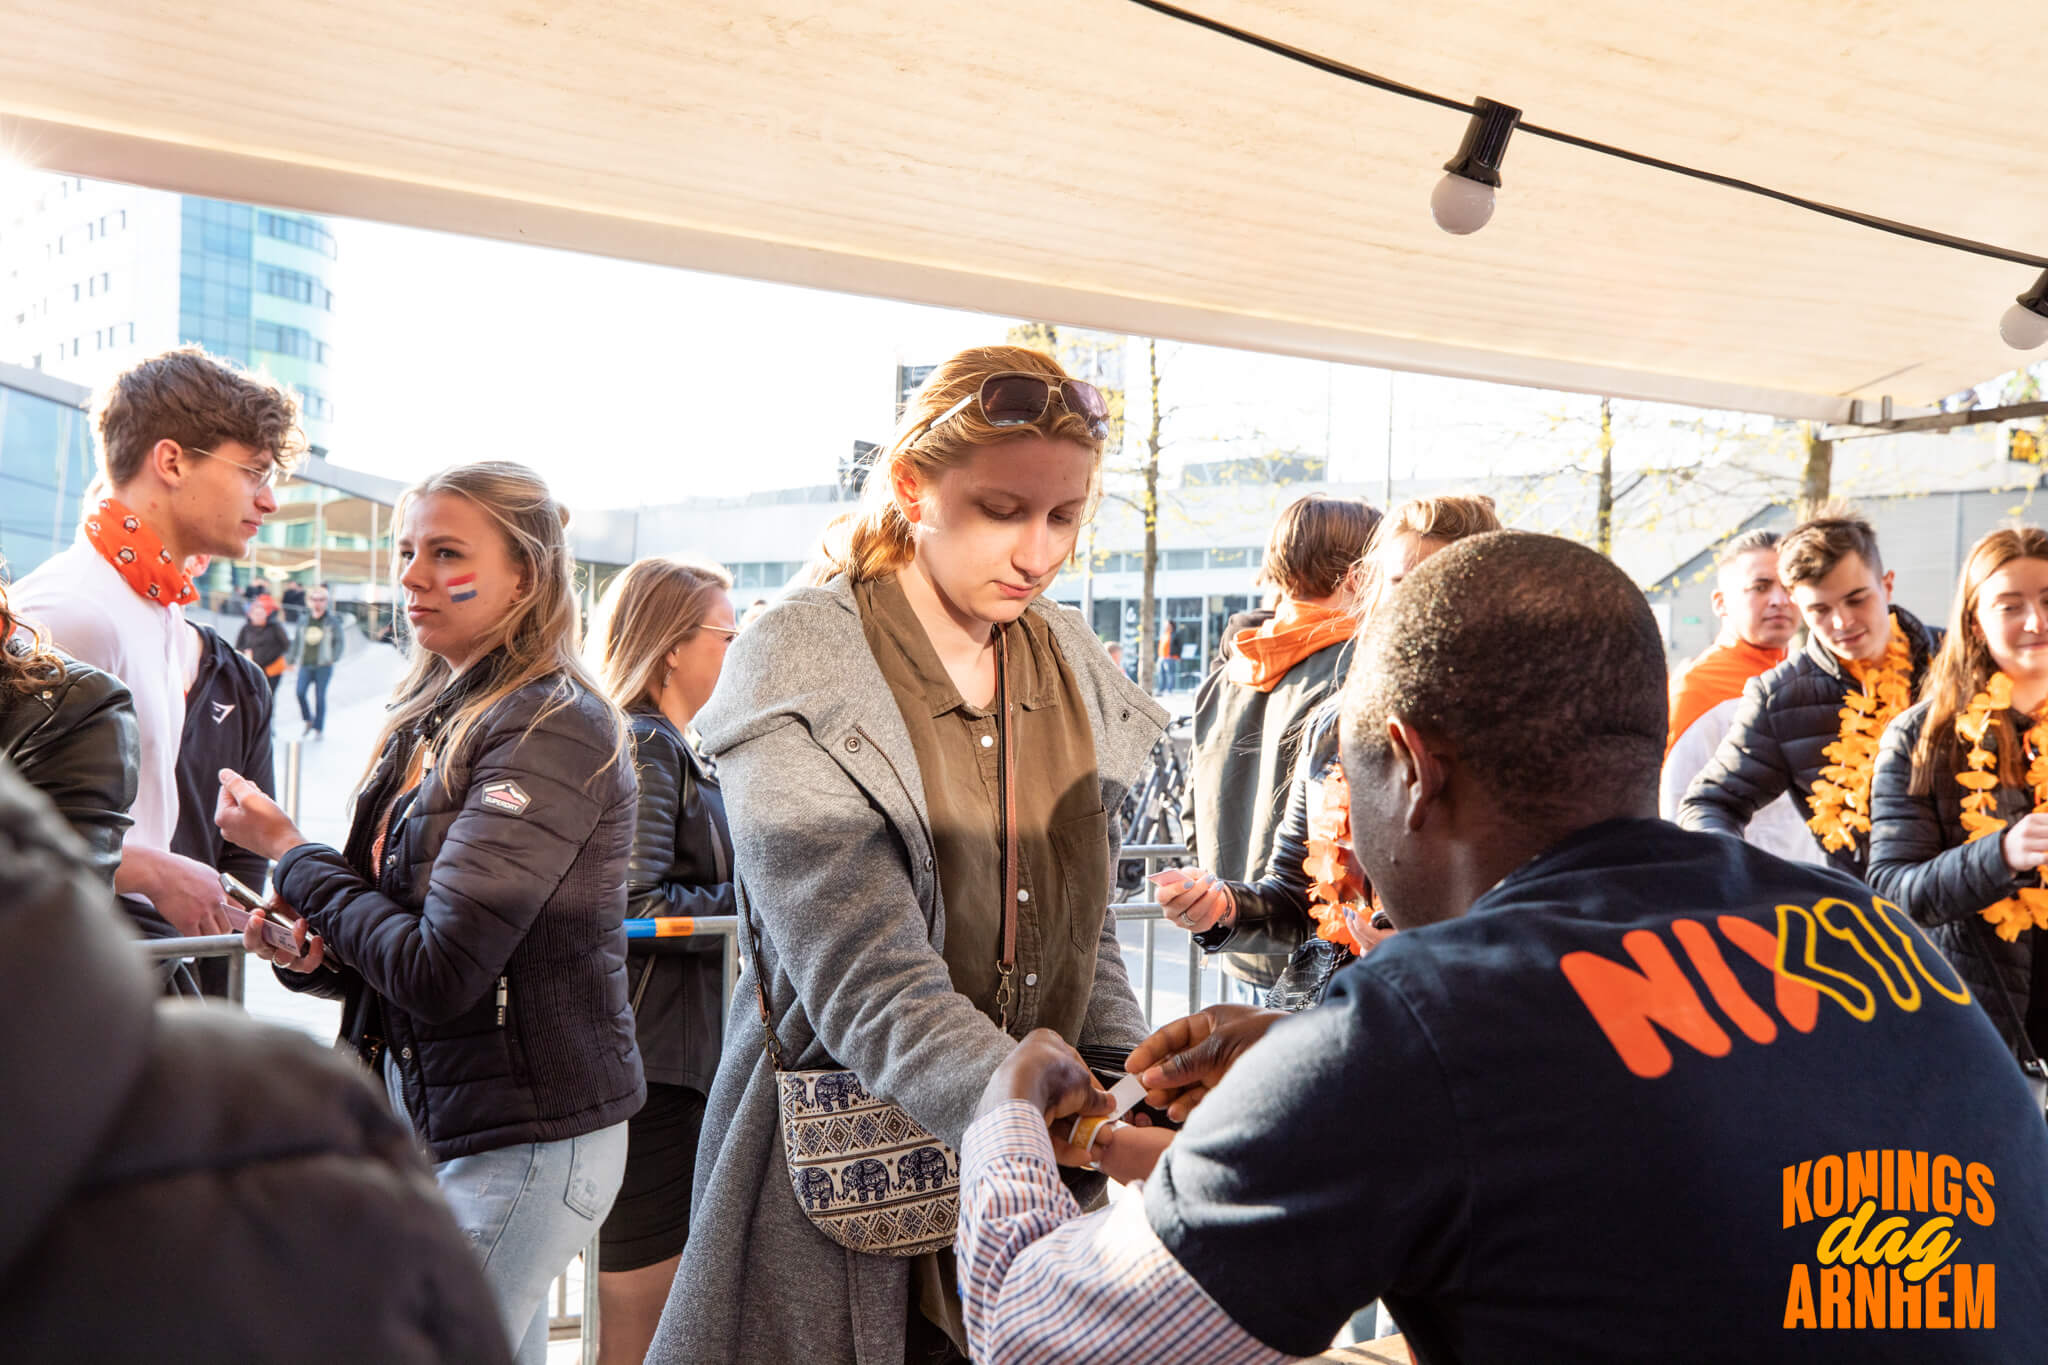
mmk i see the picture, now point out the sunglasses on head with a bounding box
[922,371,1111,443]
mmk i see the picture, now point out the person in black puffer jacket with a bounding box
[0,755,510,1365]
[587,555,739,1365]
[214,462,642,1365]
[1870,526,2048,1064]
[1681,507,1941,880]
[0,601,137,888]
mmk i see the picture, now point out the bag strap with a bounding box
[742,884,787,1072]
[993,629,1019,1033]
[1962,917,2046,1068]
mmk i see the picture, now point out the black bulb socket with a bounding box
[1442,97,1523,189]
[2019,270,2048,320]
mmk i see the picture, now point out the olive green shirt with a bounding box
[854,573,1110,1042]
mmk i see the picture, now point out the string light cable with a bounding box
[1126,0,2048,349]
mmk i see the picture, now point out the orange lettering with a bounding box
[1783,1264,1816,1329]
[1965,1163,1996,1226]
[1853,1265,1885,1328]
[1784,1161,1814,1227]
[1717,915,1819,1031]
[1933,1155,1963,1215]
[1819,1266,1851,1327]
[1954,1264,1994,1328]
[1813,1155,1844,1217]
[1927,1266,1951,1328]
[1898,1151,1929,1213]
[1846,1151,1880,1210]
[1561,931,1732,1078]
[1889,1262,1922,1328]
[1673,918,1775,1044]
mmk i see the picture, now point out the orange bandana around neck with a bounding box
[82,498,198,607]
[1225,599,1355,692]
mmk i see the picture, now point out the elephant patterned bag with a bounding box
[774,1067,960,1257]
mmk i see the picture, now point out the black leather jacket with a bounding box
[0,641,137,887]
[274,677,646,1161]
[1868,700,2036,1059]
[1196,706,1334,962]
[1679,607,1942,880]
[0,756,509,1365]
[623,707,734,1092]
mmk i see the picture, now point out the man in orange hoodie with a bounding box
[1182,495,1379,988]
[1660,528,1818,862]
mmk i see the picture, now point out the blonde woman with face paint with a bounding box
[214,461,642,1365]
[647,347,1165,1365]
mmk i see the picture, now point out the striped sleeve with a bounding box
[957,1100,1300,1365]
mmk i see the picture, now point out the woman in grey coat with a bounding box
[648,347,1165,1365]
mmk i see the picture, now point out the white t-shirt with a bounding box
[12,540,199,852]
[1660,695,1823,865]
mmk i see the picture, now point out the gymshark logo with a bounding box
[211,702,234,724]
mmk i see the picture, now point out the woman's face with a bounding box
[396,491,527,673]
[1368,530,1448,612]
[899,434,1093,630]
[1974,556,2048,687]
[663,591,737,723]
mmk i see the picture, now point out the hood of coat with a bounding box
[0,757,156,1280]
[695,574,1167,792]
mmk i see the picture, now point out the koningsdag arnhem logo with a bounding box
[1781,1151,1997,1329]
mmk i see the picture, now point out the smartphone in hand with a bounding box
[220,873,305,955]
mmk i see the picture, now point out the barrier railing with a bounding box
[134,842,1199,1363]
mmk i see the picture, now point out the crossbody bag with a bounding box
[743,632,1022,1256]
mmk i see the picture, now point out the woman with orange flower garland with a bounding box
[1159,495,1501,1010]
[1870,526,2048,1063]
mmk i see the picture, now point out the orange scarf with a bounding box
[1807,618,1913,854]
[1225,600,1354,692]
[82,498,197,607]
[1955,673,2048,940]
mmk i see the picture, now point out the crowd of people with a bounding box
[1,340,2045,1364]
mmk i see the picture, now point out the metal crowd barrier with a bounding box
[133,843,1199,1363]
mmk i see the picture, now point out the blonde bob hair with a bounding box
[812,345,1107,583]
[1356,493,1503,624]
[588,556,734,711]
[363,461,626,786]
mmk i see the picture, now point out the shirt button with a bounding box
[979,734,994,748]
[844,736,861,753]
[400,1046,412,1060]
[1017,889,1030,903]
[1025,973,1038,987]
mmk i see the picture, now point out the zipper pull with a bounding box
[496,975,508,1026]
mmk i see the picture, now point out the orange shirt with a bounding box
[1665,636,1786,757]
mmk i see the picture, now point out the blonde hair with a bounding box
[363,461,626,788]
[1356,493,1503,625]
[589,556,734,710]
[812,345,1107,583]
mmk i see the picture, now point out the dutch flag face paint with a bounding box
[448,573,480,603]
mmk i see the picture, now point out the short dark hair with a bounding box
[1262,495,1381,600]
[1777,503,1881,587]
[1713,528,1781,572]
[1344,532,1667,823]
[95,346,305,489]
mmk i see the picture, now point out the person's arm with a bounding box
[113,845,236,936]
[1867,716,2018,926]
[11,667,138,889]
[717,717,1019,1149]
[1678,676,1791,837]
[219,683,278,893]
[1196,757,1315,959]
[625,726,734,935]
[274,700,626,1023]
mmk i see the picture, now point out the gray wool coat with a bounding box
[646,575,1165,1365]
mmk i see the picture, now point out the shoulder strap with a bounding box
[740,883,787,1072]
[994,628,1020,1033]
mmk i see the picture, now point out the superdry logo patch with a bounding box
[479,780,531,816]
[211,702,235,724]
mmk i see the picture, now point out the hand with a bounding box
[1340,906,1395,956]
[243,903,326,974]
[980,1029,1115,1165]
[1155,869,1232,934]
[1089,1121,1176,1184]
[1126,1004,1286,1123]
[214,768,307,863]
[124,846,236,937]
[2004,814,2048,873]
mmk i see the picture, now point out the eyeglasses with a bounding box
[699,624,740,640]
[920,372,1111,443]
[187,445,283,491]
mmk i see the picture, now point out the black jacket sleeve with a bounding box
[626,723,734,939]
[1679,673,1791,837]
[8,664,139,889]
[1196,718,1328,960]
[276,696,630,1024]
[1867,708,2019,925]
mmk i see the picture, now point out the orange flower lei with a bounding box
[1807,620,1913,853]
[1302,762,1370,953]
[1955,671,2048,941]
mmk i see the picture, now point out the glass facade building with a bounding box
[0,366,95,581]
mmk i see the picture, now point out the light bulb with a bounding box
[2000,301,2048,351]
[1431,172,1496,235]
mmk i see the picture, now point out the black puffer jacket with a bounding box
[0,641,137,887]
[274,677,646,1161]
[622,707,733,1092]
[1868,699,2035,1058]
[1679,606,1941,879]
[0,757,509,1365]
